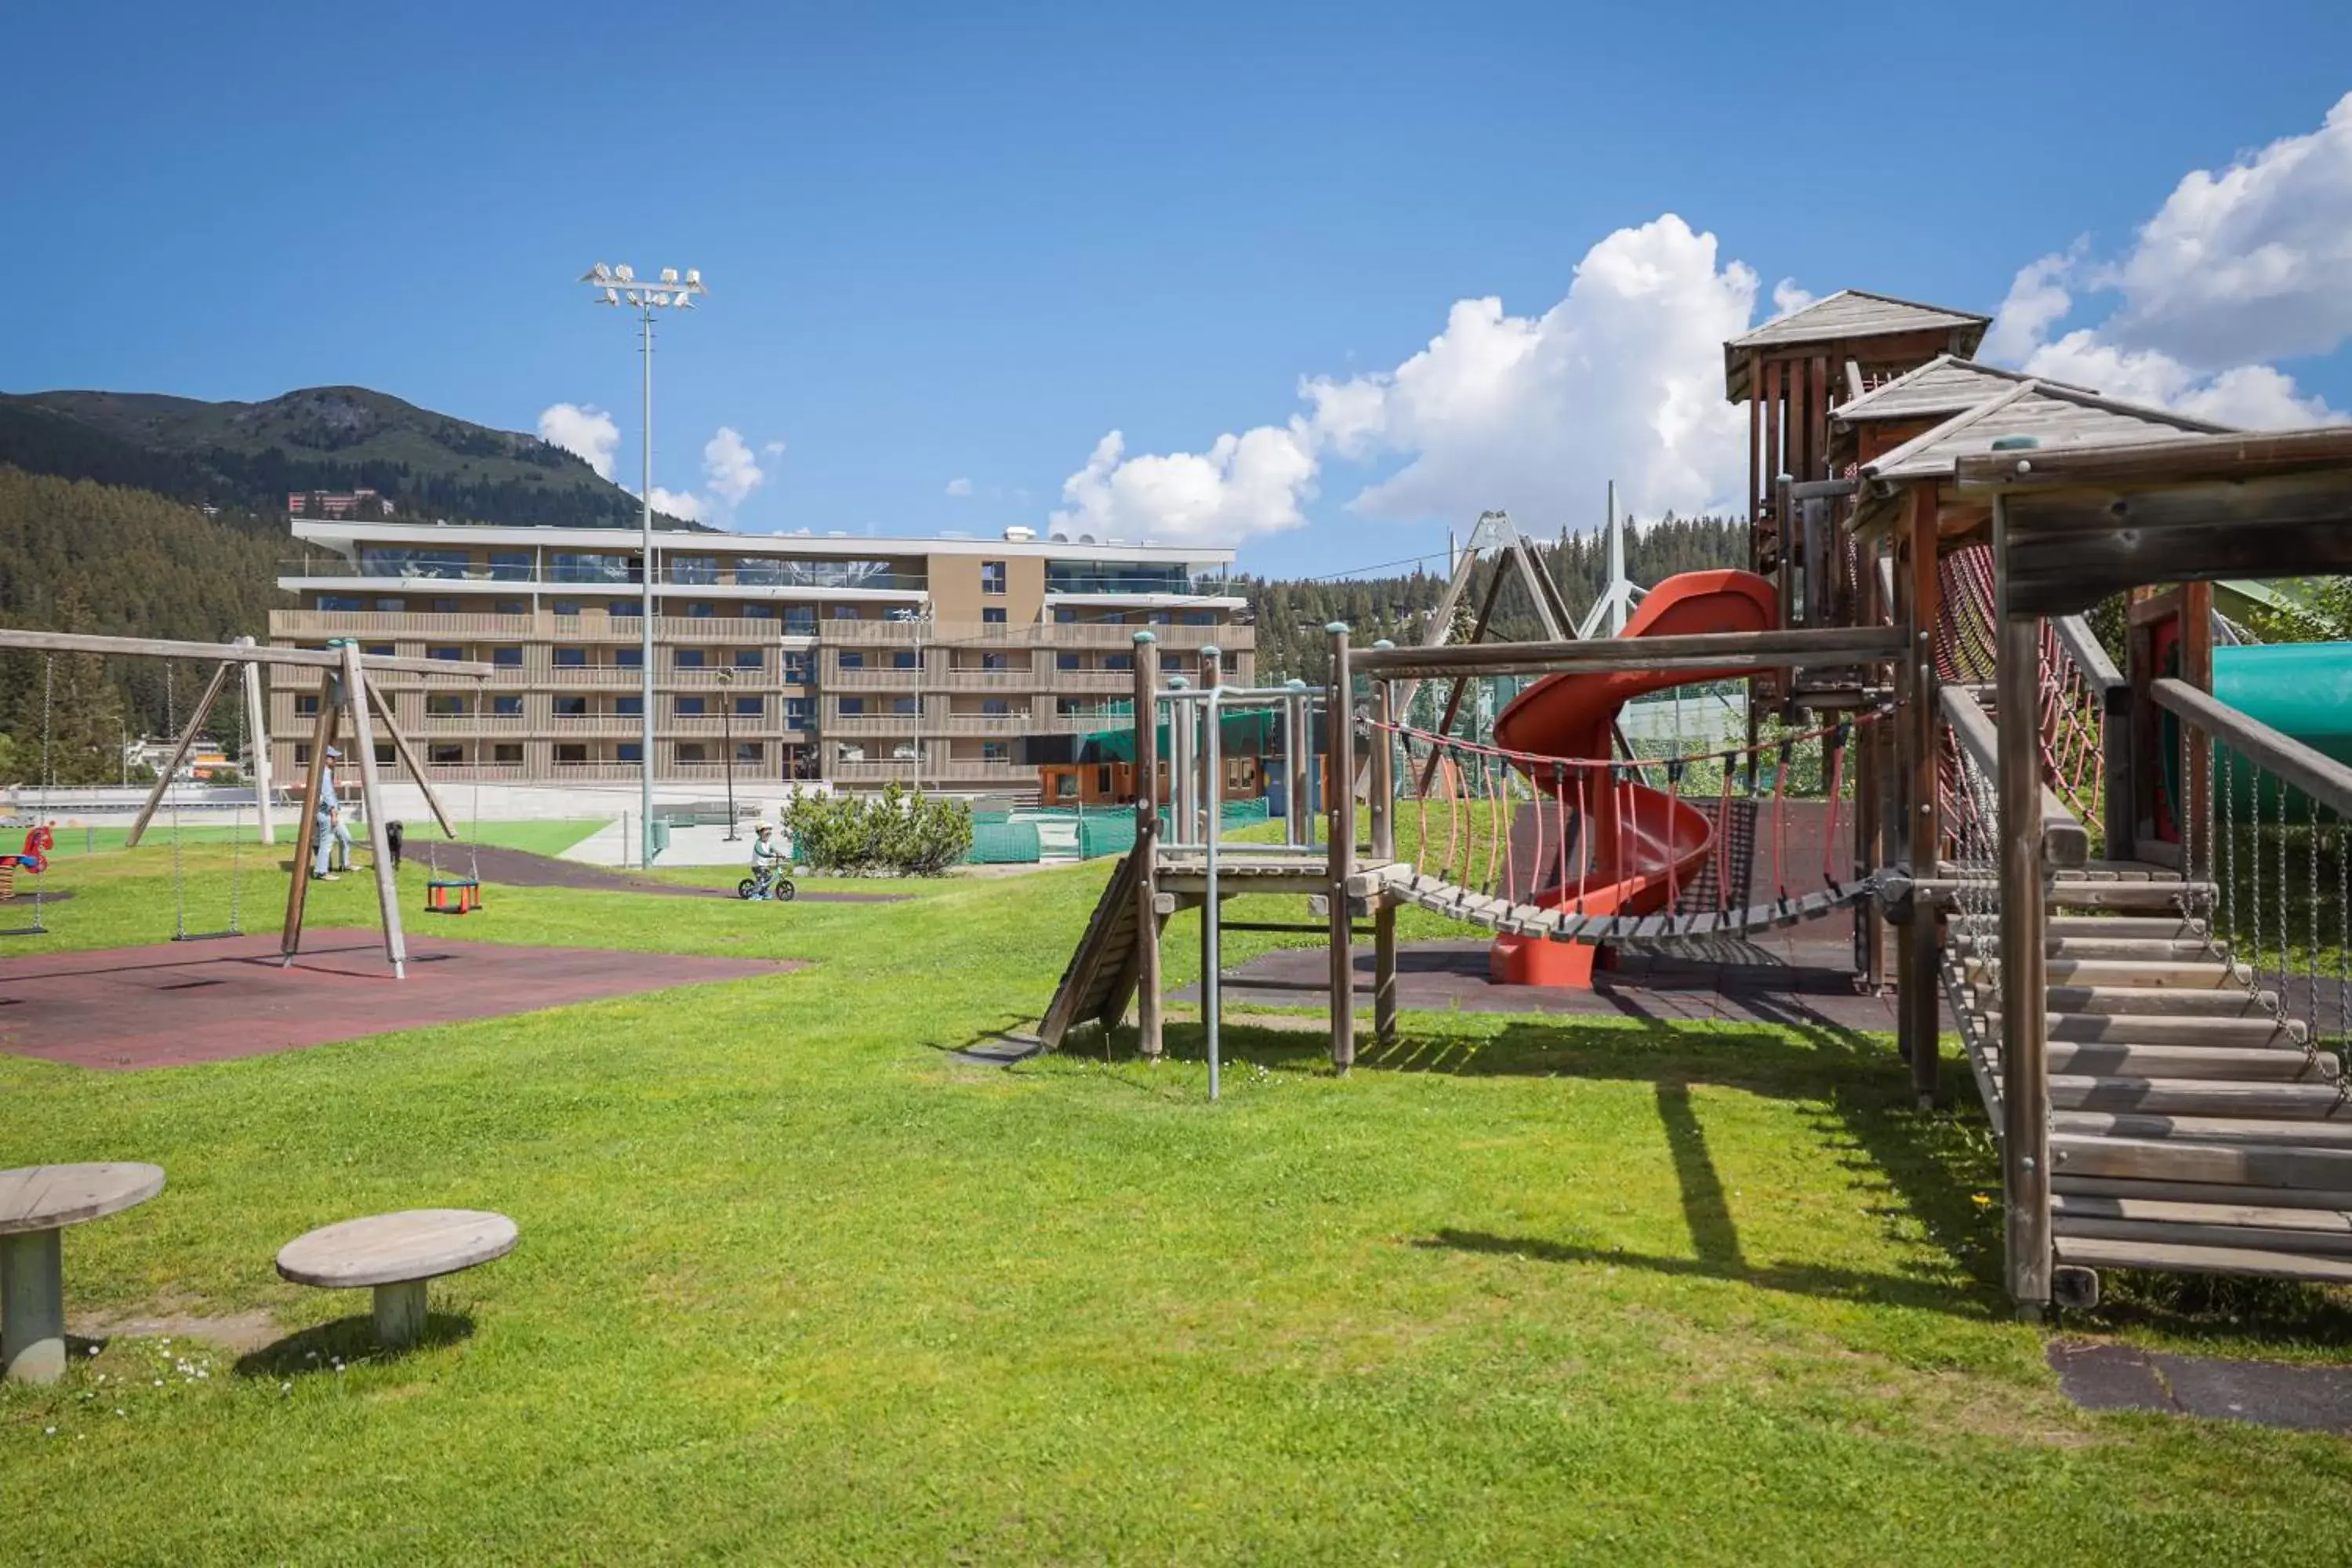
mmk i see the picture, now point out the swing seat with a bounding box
[426,877,482,915]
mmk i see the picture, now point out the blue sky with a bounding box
[8,2,2350,578]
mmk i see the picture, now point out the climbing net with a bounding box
[1369,704,1891,932]
[1937,544,2110,839]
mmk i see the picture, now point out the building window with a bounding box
[742,604,775,620]
[493,743,523,764]
[428,645,463,662]
[617,647,644,668]
[676,697,707,717]
[616,695,644,717]
[1185,611,1214,626]
[1054,772,1077,800]
[554,744,588,764]
[365,644,395,659]
[1149,612,1171,626]
[733,649,762,669]
[677,742,707,764]
[839,651,866,670]
[891,651,917,670]
[983,742,1008,762]
[979,653,1005,671]
[734,696,763,717]
[492,646,524,666]
[1105,653,1133,672]
[782,655,811,684]
[982,699,1009,717]
[782,606,817,635]
[493,695,524,717]
[430,597,463,615]
[832,605,860,620]
[618,742,642,763]
[320,594,364,612]
[293,743,312,767]
[554,695,589,718]
[982,608,1007,625]
[840,696,866,717]
[687,601,716,619]
[491,551,532,582]
[672,556,719,586]
[553,599,583,617]
[295,694,320,717]
[550,552,630,584]
[1056,652,1080,671]
[426,694,469,716]
[430,743,464,765]
[784,699,810,728]
[612,601,641,619]
[891,697,917,716]
[376,742,395,766]
[493,597,528,616]
[673,649,706,669]
[1054,607,1077,623]
[735,742,764,764]
[981,561,1007,595]
[553,646,587,667]
[373,598,405,614]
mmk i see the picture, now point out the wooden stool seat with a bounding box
[2,1163,166,1383]
[277,1208,517,1347]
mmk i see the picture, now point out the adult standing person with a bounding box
[313,746,354,881]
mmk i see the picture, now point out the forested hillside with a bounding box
[0,469,291,784]
[0,385,699,531]
[1240,514,1748,684]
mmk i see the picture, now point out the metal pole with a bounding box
[1327,622,1357,1069]
[1131,632,1163,1060]
[721,670,739,839]
[239,637,276,845]
[640,304,658,869]
[1168,677,1193,844]
[1200,644,1222,1101]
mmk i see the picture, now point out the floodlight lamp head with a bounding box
[684,268,702,285]
[659,267,678,284]
[602,287,619,305]
[614,263,634,282]
[651,291,671,307]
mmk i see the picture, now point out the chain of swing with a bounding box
[164,658,246,942]
[0,656,57,936]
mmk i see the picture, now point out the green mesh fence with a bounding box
[1076,812,1138,859]
[966,819,1042,864]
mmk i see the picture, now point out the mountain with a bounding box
[0,384,700,531]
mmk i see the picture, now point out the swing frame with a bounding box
[0,627,495,978]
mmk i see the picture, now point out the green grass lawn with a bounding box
[4,846,2352,1563]
[32,818,611,860]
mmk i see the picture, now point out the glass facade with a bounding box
[550,552,634,584]
[358,547,470,579]
[1046,561,1189,594]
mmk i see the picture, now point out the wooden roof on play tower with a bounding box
[1723,290,1990,401]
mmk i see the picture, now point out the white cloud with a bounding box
[2107,91,2352,367]
[1985,95,2351,430]
[944,476,974,498]
[761,439,787,459]
[1051,214,1758,543]
[648,486,704,523]
[537,402,619,480]
[702,427,764,508]
[1769,278,1817,319]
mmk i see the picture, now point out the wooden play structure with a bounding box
[1044,290,2352,1316]
[0,628,495,976]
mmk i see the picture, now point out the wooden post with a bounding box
[339,643,409,979]
[2180,581,2214,864]
[1897,481,1944,1102]
[1994,499,2053,1314]
[1131,633,1163,1060]
[125,660,234,848]
[280,677,342,962]
[1327,623,1356,1069]
[1854,542,1887,989]
[1371,659,1398,1048]
[238,639,276,846]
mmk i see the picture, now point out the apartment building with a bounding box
[267,521,1250,794]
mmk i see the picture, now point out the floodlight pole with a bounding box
[579,260,707,869]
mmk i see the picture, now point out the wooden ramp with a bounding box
[1038,852,1151,1051]
[1944,869,2352,1285]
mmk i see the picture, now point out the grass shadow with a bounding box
[234,1312,475,1377]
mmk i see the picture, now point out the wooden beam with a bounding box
[1939,686,2090,867]
[0,626,494,678]
[1899,481,1942,1102]
[1954,426,2352,492]
[279,689,340,963]
[339,641,408,978]
[238,642,277,846]
[1354,624,1907,681]
[1996,496,2053,1312]
[364,679,459,840]
[125,661,233,848]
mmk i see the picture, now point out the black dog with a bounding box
[385,819,405,869]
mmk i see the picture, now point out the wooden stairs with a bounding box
[1945,866,2352,1286]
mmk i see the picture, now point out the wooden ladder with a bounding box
[1952,866,2352,1284]
[1038,852,1154,1051]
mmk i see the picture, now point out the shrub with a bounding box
[780,782,974,877]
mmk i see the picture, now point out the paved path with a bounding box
[0,930,802,1070]
[452,844,906,903]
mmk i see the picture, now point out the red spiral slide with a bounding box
[1488,569,1778,987]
